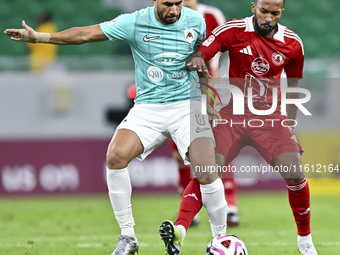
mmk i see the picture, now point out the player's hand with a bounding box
[207,104,221,123]
[186,51,211,78]
[4,20,37,43]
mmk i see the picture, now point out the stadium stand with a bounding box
[1,0,124,56]
[1,0,339,59]
[202,0,340,59]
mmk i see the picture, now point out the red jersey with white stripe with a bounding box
[196,3,226,74]
[199,16,304,107]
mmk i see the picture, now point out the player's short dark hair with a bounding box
[255,0,285,6]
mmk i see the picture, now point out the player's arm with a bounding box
[186,50,211,78]
[4,20,108,45]
[199,71,222,121]
[286,79,300,127]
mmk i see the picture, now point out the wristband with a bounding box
[18,29,50,43]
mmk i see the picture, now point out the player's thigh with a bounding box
[169,101,215,165]
[249,120,303,166]
[213,122,242,166]
[112,104,169,162]
[107,129,144,166]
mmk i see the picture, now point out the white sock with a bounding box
[175,224,187,243]
[106,167,135,237]
[200,178,228,237]
[298,233,313,245]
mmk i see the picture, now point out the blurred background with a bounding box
[0,0,339,196]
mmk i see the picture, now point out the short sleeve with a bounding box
[100,13,135,42]
[285,42,304,79]
[194,18,206,52]
[198,21,234,62]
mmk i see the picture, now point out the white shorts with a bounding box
[116,100,215,164]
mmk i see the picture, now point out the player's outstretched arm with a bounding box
[4,20,108,45]
[186,50,211,78]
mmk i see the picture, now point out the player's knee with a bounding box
[106,147,129,169]
[197,177,218,185]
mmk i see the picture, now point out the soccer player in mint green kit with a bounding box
[5,1,228,255]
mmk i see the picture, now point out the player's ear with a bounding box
[152,0,157,7]
[251,2,256,14]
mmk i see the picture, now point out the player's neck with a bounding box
[253,18,278,39]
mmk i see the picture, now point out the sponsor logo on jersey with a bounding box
[239,46,253,56]
[272,52,286,66]
[143,35,160,42]
[202,35,215,47]
[147,66,164,82]
[184,29,195,43]
[167,70,186,79]
[154,52,184,64]
[251,57,270,75]
[107,17,119,26]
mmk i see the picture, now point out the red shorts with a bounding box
[214,106,304,165]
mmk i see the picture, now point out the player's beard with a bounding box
[156,9,179,24]
[253,15,275,36]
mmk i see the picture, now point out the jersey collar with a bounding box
[245,15,286,43]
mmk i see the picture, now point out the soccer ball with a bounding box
[206,234,248,255]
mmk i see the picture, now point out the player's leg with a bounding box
[188,137,228,237]
[251,117,317,255]
[160,138,227,255]
[219,161,239,226]
[173,113,240,235]
[223,174,239,227]
[108,103,170,255]
[106,129,143,255]
[159,101,227,255]
[275,152,317,255]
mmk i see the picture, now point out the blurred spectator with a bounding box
[27,11,58,73]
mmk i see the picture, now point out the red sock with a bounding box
[221,164,237,206]
[178,164,191,194]
[287,178,311,236]
[175,178,203,230]
[223,177,237,206]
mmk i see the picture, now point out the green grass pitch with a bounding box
[0,192,338,254]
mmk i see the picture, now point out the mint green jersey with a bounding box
[100,6,205,105]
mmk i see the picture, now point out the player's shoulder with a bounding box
[281,25,304,54]
[182,6,205,25]
[212,17,247,36]
[183,6,204,19]
[119,6,152,20]
[197,3,226,23]
[282,26,303,43]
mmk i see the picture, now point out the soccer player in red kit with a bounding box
[163,0,318,254]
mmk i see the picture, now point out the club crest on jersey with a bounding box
[251,56,270,75]
[272,52,286,66]
[107,16,119,26]
[184,29,195,43]
[202,35,215,47]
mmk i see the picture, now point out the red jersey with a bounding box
[196,3,226,75]
[199,16,304,107]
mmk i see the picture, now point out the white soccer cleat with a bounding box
[298,242,318,255]
[112,235,139,255]
[298,234,318,255]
